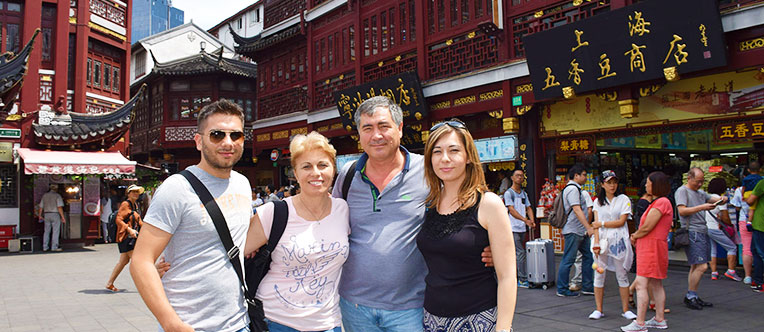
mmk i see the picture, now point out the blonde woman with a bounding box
[245,131,349,332]
[417,119,517,332]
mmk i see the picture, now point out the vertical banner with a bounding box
[82,176,101,216]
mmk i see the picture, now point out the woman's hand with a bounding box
[630,234,636,246]
[129,228,139,238]
[155,257,170,278]
[592,221,602,229]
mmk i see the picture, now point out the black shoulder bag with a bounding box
[341,160,358,200]
[180,170,288,332]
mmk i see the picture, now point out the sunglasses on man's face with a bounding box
[430,119,467,132]
[202,130,245,143]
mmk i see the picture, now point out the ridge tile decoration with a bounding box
[523,0,727,101]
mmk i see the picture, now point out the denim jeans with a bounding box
[340,297,423,332]
[265,319,341,332]
[557,233,593,293]
[513,232,527,282]
[752,230,764,284]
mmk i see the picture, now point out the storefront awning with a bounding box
[17,148,136,175]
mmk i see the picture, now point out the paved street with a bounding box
[1,244,762,331]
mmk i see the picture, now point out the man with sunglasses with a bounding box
[505,169,535,289]
[333,97,493,332]
[131,99,253,332]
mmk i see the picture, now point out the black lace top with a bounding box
[416,193,497,317]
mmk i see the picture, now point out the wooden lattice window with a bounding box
[0,164,17,207]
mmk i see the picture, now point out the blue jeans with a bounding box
[752,230,764,284]
[557,233,593,293]
[265,319,340,332]
[340,297,423,332]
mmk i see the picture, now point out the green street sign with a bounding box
[512,96,522,106]
[0,129,20,138]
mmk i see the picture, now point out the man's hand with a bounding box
[525,218,536,228]
[481,246,494,267]
[163,320,194,332]
[60,216,66,224]
[699,203,716,211]
[156,257,170,278]
[591,221,602,229]
[586,227,595,237]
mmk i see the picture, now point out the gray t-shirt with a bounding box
[562,181,589,236]
[144,166,253,332]
[40,191,64,213]
[675,185,711,233]
[332,148,428,310]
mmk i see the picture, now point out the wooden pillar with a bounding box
[53,0,70,108]
[415,0,427,81]
[73,0,91,115]
[354,2,362,84]
[20,0,42,113]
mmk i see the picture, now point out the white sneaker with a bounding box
[622,310,637,320]
[645,317,668,329]
[620,320,647,332]
[588,310,604,320]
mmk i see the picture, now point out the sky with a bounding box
[174,0,255,30]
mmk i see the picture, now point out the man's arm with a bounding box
[525,206,536,227]
[130,223,193,332]
[507,205,528,223]
[677,203,715,216]
[57,206,66,224]
[571,205,594,236]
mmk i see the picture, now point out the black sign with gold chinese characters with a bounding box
[524,0,727,101]
[334,72,427,132]
[715,120,764,143]
[557,136,596,155]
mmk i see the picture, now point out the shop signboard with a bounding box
[714,119,764,143]
[0,129,20,138]
[334,72,427,132]
[475,135,518,162]
[557,136,595,155]
[524,0,727,101]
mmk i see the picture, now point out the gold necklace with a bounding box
[298,194,329,221]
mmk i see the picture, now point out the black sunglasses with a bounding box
[201,130,245,143]
[430,119,467,132]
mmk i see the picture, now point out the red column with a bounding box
[124,0,132,103]
[354,3,361,85]
[73,0,91,115]
[415,0,427,81]
[53,0,70,109]
[20,0,42,113]
[307,23,314,110]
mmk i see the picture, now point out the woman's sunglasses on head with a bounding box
[430,119,467,132]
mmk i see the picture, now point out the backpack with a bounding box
[547,183,581,228]
[107,211,118,241]
[341,160,358,200]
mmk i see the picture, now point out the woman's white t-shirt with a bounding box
[592,194,633,271]
[255,196,350,330]
[705,194,728,229]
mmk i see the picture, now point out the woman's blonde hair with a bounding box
[424,124,486,212]
[289,131,337,171]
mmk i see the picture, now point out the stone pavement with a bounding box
[1,244,763,331]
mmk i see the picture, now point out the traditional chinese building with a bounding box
[226,0,764,208]
[0,1,134,247]
[129,27,258,178]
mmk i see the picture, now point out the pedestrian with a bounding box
[417,119,516,332]
[497,171,510,196]
[100,190,113,243]
[570,189,593,292]
[556,164,595,297]
[249,131,348,332]
[731,185,754,285]
[745,175,764,293]
[628,179,653,307]
[621,172,673,332]
[588,170,636,321]
[705,178,742,281]
[332,96,494,332]
[276,186,286,199]
[264,184,280,203]
[742,161,762,193]
[38,184,66,252]
[675,167,722,309]
[105,184,144,292]
[505,169,535,288]
[130,99,252,332]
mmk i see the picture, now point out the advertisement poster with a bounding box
[475,135,518,163]
[82,176,100,216]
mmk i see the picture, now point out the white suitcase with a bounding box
[526,238,556,289]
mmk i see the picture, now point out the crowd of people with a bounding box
[101,95,763,332]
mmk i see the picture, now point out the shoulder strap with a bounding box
[268,200,289,252]
[342,160,358,200]
[563,183,581,217]
[179,170,253,302]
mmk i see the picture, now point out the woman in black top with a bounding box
[416,119,517,332]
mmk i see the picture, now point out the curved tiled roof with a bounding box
[152,50,257,78]
[234,24,302,55]
[0,29,39,116]
[33,84,147,149]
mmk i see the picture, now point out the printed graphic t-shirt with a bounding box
[144,166,253,332]
[256,196,350,331]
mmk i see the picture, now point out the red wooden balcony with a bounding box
[264,0,306,29]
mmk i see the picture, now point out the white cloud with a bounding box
[173,0,255,30]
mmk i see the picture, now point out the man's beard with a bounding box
[201,142,242,170]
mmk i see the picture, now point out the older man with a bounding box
[333,96,492,332]
[39,184,66,252]
[675,167,721,310]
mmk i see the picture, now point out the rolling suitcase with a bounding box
[526,238,556,289]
